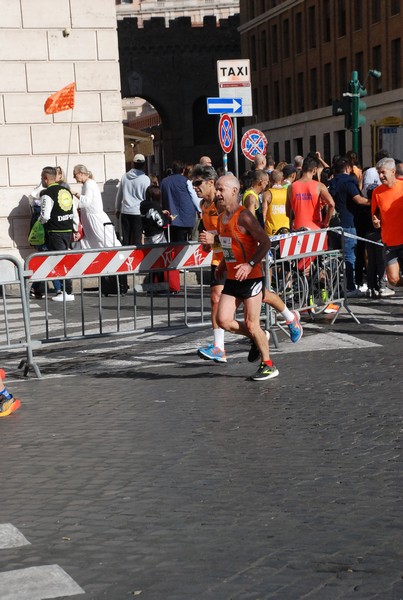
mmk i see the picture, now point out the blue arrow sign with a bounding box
[207,97,243,115]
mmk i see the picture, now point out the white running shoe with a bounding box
[52,293,75,302]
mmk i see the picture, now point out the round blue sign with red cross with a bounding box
[241,128,268,161]
[218,114,234,154]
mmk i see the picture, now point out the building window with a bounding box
[323,132,331,165]
[294,138,303,156]
[391,38,401,89]
[253,88,258,117]
[335,130,346,157]
[354,0,363,29]
[272,24,278,63]
[273,80,280,118]
[283,19,290,59]
[262,85,269,120]
[324,62,332,105]
[285,77,292,115]
[295,13,302,54]
[338,0,346,37]
[310,68,318,109]
[261,30,267,68]
[297,72,305,112]
[273,142,280,164]
[323,0,331,42]
[308,6,316,49]
[372,45,382,93]
[371,0,381,23]
[391,0,400,15]
[355,51,364,79]
[309,135,317,152]
[250,35,257,71]
[284,140,291,163]
[338,57,347,98]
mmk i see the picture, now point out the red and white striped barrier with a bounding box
[277,230,328,259]
[27,243,213,281]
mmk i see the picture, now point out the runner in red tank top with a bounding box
[286,154,334,231]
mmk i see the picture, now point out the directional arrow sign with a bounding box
[207,97,243,115]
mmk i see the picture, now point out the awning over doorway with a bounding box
[123,125,154,160]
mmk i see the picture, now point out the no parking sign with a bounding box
[241,128,268,161]
[218,114,234,154]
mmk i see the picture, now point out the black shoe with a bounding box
[247,330,270,362]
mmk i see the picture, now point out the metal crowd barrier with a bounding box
[23,241,213,347]
[263,227,371,337]
[3,230,384,378]
[0,255,41,377]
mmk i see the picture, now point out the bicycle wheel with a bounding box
[271,262,308,310]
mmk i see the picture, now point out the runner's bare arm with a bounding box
[261,189,272,224]
[318,183,335,227]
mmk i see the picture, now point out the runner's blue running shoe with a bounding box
[198,344,227,363]
[286,310,303,343]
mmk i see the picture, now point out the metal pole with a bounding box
[223,153,228,173]
[233,117,239,178]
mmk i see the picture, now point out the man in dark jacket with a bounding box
[160,160,200,242]
[329,157,370,296]
[39,166,77,301]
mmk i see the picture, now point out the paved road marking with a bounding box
[0,564,84,599]
[0,524,30,549]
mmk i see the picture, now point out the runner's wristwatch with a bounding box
[248,260,255,267]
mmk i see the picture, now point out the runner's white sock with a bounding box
[281,307,294,322]
[213,328,225,351]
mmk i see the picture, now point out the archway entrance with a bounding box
[122,97,163,177]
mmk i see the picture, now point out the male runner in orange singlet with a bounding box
[214,174,279,381]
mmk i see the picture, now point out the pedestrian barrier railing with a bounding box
[2,229,385,378]
[0,255,41,377]
[262,227,382,338]
[23,241,213,348]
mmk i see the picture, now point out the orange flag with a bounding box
[44,82,75,114]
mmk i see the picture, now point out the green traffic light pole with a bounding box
[343,69,381,157]
[349,70,367,156]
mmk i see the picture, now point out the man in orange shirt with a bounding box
[371,158,403,288]
[214,174,278,381]
[193,165,227,363]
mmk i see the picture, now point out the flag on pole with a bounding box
[44,82,75,114]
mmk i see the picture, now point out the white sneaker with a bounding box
[379,287,395,297]
[52,293,75,302]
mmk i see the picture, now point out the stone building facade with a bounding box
[0,0,125,260]
[239,0,403,166]
[116,0,239,26]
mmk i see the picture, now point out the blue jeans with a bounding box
[343,227,357,291]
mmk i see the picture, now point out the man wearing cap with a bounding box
[115,154,151,246]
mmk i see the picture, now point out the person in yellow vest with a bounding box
[262,169,290,235]
[242,169,269,227]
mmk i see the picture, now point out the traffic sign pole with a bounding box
[223,152,228,173]
[233,118,239,178]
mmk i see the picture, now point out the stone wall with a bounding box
[0,0,125,260]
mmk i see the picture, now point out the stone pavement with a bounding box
[0,294,403,599]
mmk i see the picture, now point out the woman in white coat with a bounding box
[72,164,120,248]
